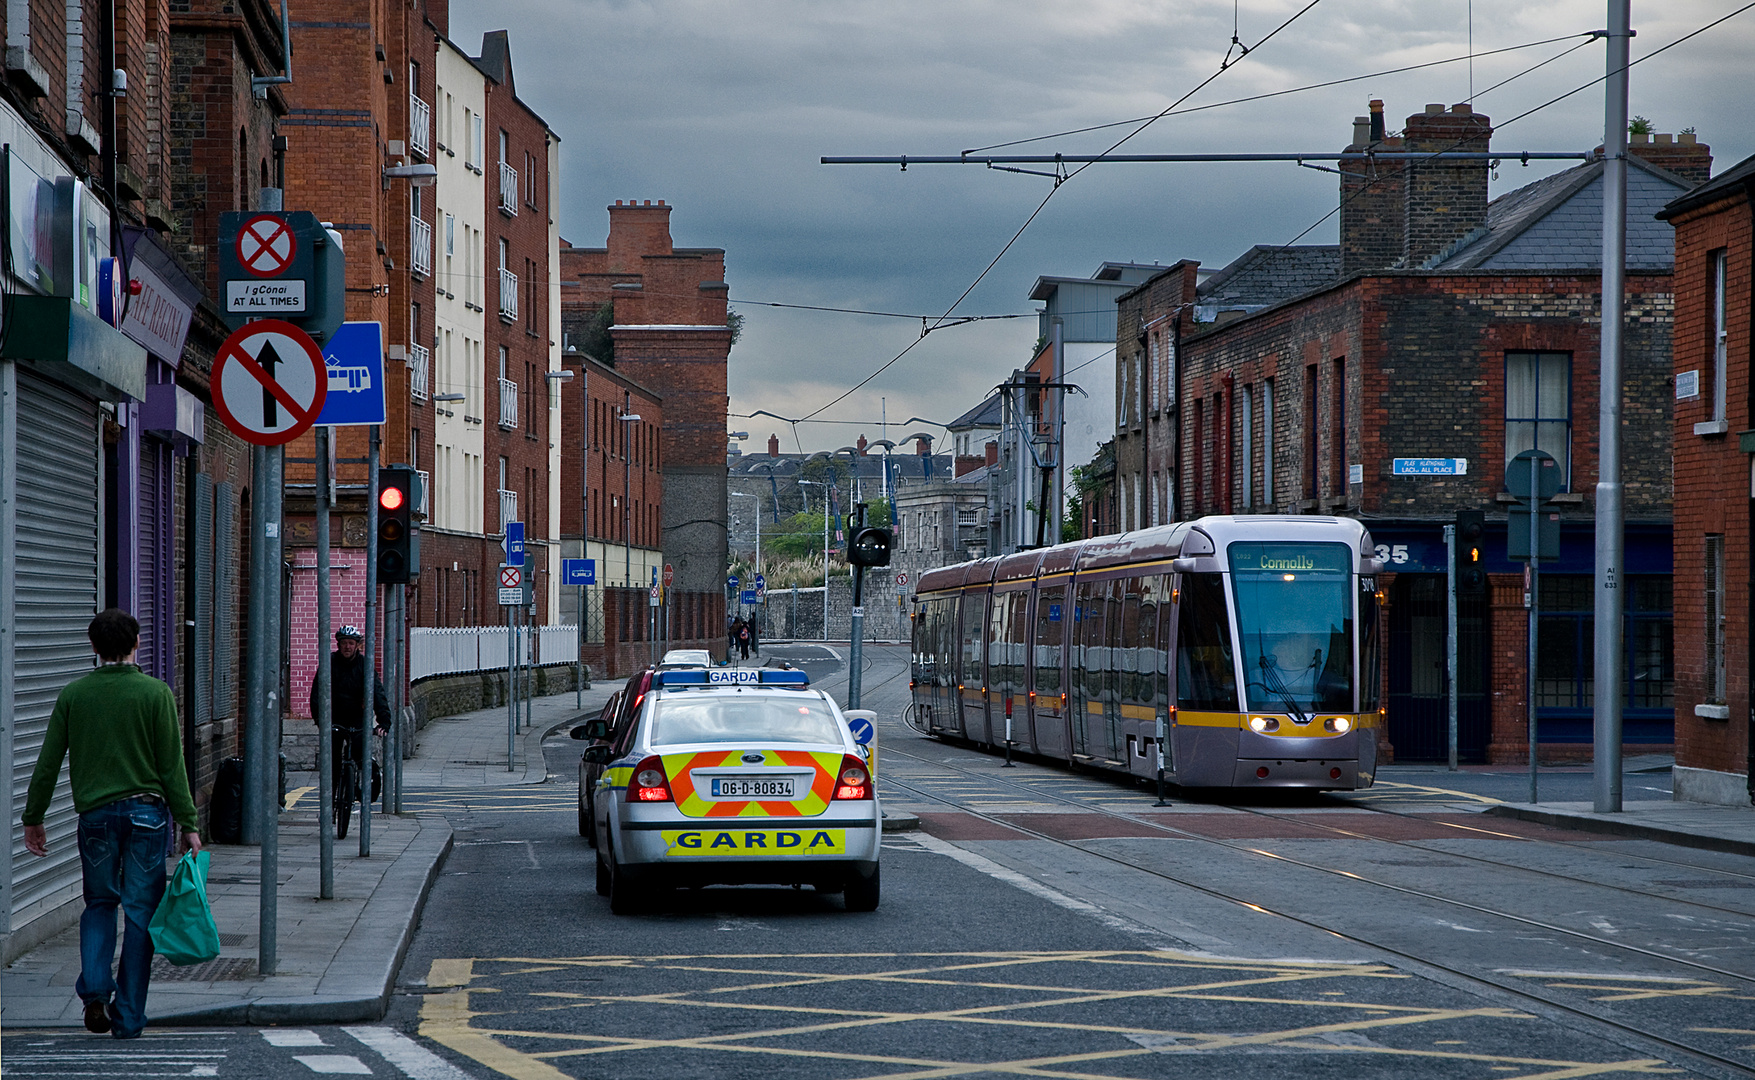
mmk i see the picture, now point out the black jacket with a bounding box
[309,651,391,732]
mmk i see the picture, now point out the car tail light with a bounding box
[1256,766,1270,778]
[832,754,872,800]
[1329,767,1343,780]
[630,755,672,802]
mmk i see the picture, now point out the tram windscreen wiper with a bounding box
[1255,632,1308,724]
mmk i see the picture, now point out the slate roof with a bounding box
[1659,151,1755,220]
[1195,245,1341,316]
[946,392,1002,431]
[1428,156,1692,272]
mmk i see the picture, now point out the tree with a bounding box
[576,301,615,365]
[727,307,744,345]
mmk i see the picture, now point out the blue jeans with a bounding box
[76,796,170,1037]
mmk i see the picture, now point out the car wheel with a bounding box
[595,850,611,897]
[607,848,643,915]
[844,866,880,912]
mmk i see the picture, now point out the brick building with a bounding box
[1160,102,1705,764]
[560,202,733,670]
[1660,153,1755,805]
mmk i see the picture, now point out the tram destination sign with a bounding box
[1393,457,1468,476]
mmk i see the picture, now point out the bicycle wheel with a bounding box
[335,762,356,840]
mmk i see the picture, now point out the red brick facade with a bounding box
[1664,165,1755,790]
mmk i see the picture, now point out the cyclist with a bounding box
[308,626,390,800]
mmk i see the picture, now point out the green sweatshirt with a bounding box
[23,663,199,834]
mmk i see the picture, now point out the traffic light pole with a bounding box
[1445,524,1458,772]
[315,427,334,897]
[361,426,378,856]
[849,504,866,710]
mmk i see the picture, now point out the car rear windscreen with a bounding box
[652,698,844,745]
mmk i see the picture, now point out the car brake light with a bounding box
[832,754,872,800]
[630,755,672,802]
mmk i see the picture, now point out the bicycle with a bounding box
[332,729,384,840]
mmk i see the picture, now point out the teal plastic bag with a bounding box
[149,851,221,966]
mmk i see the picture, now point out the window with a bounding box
[1262,378,1275,508]
[1118,362,1130,428]
[499,128,509,165]
[1150,472,1160,526]
[1240,384,1254,508]
[1505,352,1571,487]
[1706,535,1726,704]
[1331,357,1345,497]
[444,213,454,256]
[1149,336,1160,413]
[1304,364,1318,499]
[1193,398,1204,512]
[1711,249,1729,425]
[1176,573,1238,711]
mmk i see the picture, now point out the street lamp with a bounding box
[618,410,642,589]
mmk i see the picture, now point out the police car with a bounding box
[583,667,881,913]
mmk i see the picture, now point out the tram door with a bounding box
[989,588,1027,745]
[1386,574,1488,761]
[1028,587,1069,757]
[959,592,990,743]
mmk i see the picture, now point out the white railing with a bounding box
[498,487,518,528]
[410,624,580,681]
[409,342,430,402]
[498,161,519,215]
[498,266,518,321]
[498,376,518,429]
[410,214,432,277]
[409,93,431,159]
[415,469,429,518]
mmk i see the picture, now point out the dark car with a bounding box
[573,666,662,842]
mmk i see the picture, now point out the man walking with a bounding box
[22,609,201,1040]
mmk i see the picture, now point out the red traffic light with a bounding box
[379,486,405,511]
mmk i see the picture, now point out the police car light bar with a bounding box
[651,668,810,689]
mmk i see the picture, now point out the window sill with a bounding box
[1695,420,1731,436]
[1695,703,1731,720]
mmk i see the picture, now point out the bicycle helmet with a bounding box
[336,625,364,641]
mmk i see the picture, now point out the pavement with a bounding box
[1,684,617,1030]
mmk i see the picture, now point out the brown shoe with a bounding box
[83,998,112,1034]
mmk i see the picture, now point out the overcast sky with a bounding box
[452,0,1754,455]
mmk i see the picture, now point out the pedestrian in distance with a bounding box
[22,609,202,1040]
[747,618,760,657]
[309,626,391,800]
[728,615,740,655]
[737,619,753,660]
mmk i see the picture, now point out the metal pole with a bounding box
[394,583,405,813]
[361,427,378,856]
[315,427,334,896]
[1593,0,1630,814]
[525,601,534,730]
[243,447,269,846]
[576,583,585,708]
[1445,524,1459,771]
[257,446,284,974]
[822,498,830,640]
[1052,317,1065,543]
[507,601,515,771]
[849,504,866,709]
[1528,455,1540,804]
[387,585,401,812]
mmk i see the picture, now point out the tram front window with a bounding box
[1228,542,1354,716]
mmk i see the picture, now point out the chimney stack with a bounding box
[856,434,868,455]
[915,437,930,456]
[984,441,998,468]
[1627,130,1713,186]
[767,433,780,457]
[1339,98,1408,275]
[1401,103,1493,267]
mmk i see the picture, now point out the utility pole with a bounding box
[361,426,378,855]
[315,427,334,897]
[1593,0,1631,813]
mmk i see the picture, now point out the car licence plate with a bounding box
[709,776,796,799]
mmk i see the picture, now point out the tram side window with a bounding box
[1034,587,1065,696]
[1075,581,1105,704]
[938,599,958,688]
[989,592,1016,701]
[1127,576,1165,710]
[1008,591,1032,701]
[1177,573,1238,711]
[962,594,988,691]
[1119,579,1143,705]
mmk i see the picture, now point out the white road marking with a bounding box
[346,1026,479,1080]
[716,916,773,931]
[1429,919,1487,933]
[263,1030,326,1047]
[294,1055,374,1075]
[1498,969,1707,983]
[1589,916,1619,934]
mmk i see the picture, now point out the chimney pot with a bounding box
[1369,99,1386,143]
[1425,103,1445,115]
[1353,116,1370,145]
[658,199,666,206]
[1681,132,1697,145]
[1631,132,1649,144]
[1451,102,1472,115]
[1656,132,1673,145]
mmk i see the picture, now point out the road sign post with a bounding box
[1507,449,1561,804]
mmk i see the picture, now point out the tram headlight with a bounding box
[1248,716,1279,733]
[1323,717,1353,734]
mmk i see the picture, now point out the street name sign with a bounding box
[212,319,326,446]
[315,322,385,427]
[1392,458,1469,476]
[561,559,596,586]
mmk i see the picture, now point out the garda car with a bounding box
[583,667,880,913]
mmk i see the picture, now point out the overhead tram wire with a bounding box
[961,32,1596,156]
[794,0,1332,425]
[1277,0,1755,249]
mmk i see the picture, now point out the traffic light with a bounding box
[376,466,420,584]
[1454,510,1486,598]
[848,526,893,568]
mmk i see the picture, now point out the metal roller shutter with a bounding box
[136,439,163,679]
[10,371,101,914]
[212,482,235,720]
[193,474,213,729]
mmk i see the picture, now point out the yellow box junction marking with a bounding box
[414,950,1673,1080]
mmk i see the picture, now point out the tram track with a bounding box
[875,736,1755,1080]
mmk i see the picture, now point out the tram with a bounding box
[909,516,1383,790]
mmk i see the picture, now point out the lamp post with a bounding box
[618,407,643,659]
[544,367,575,704]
